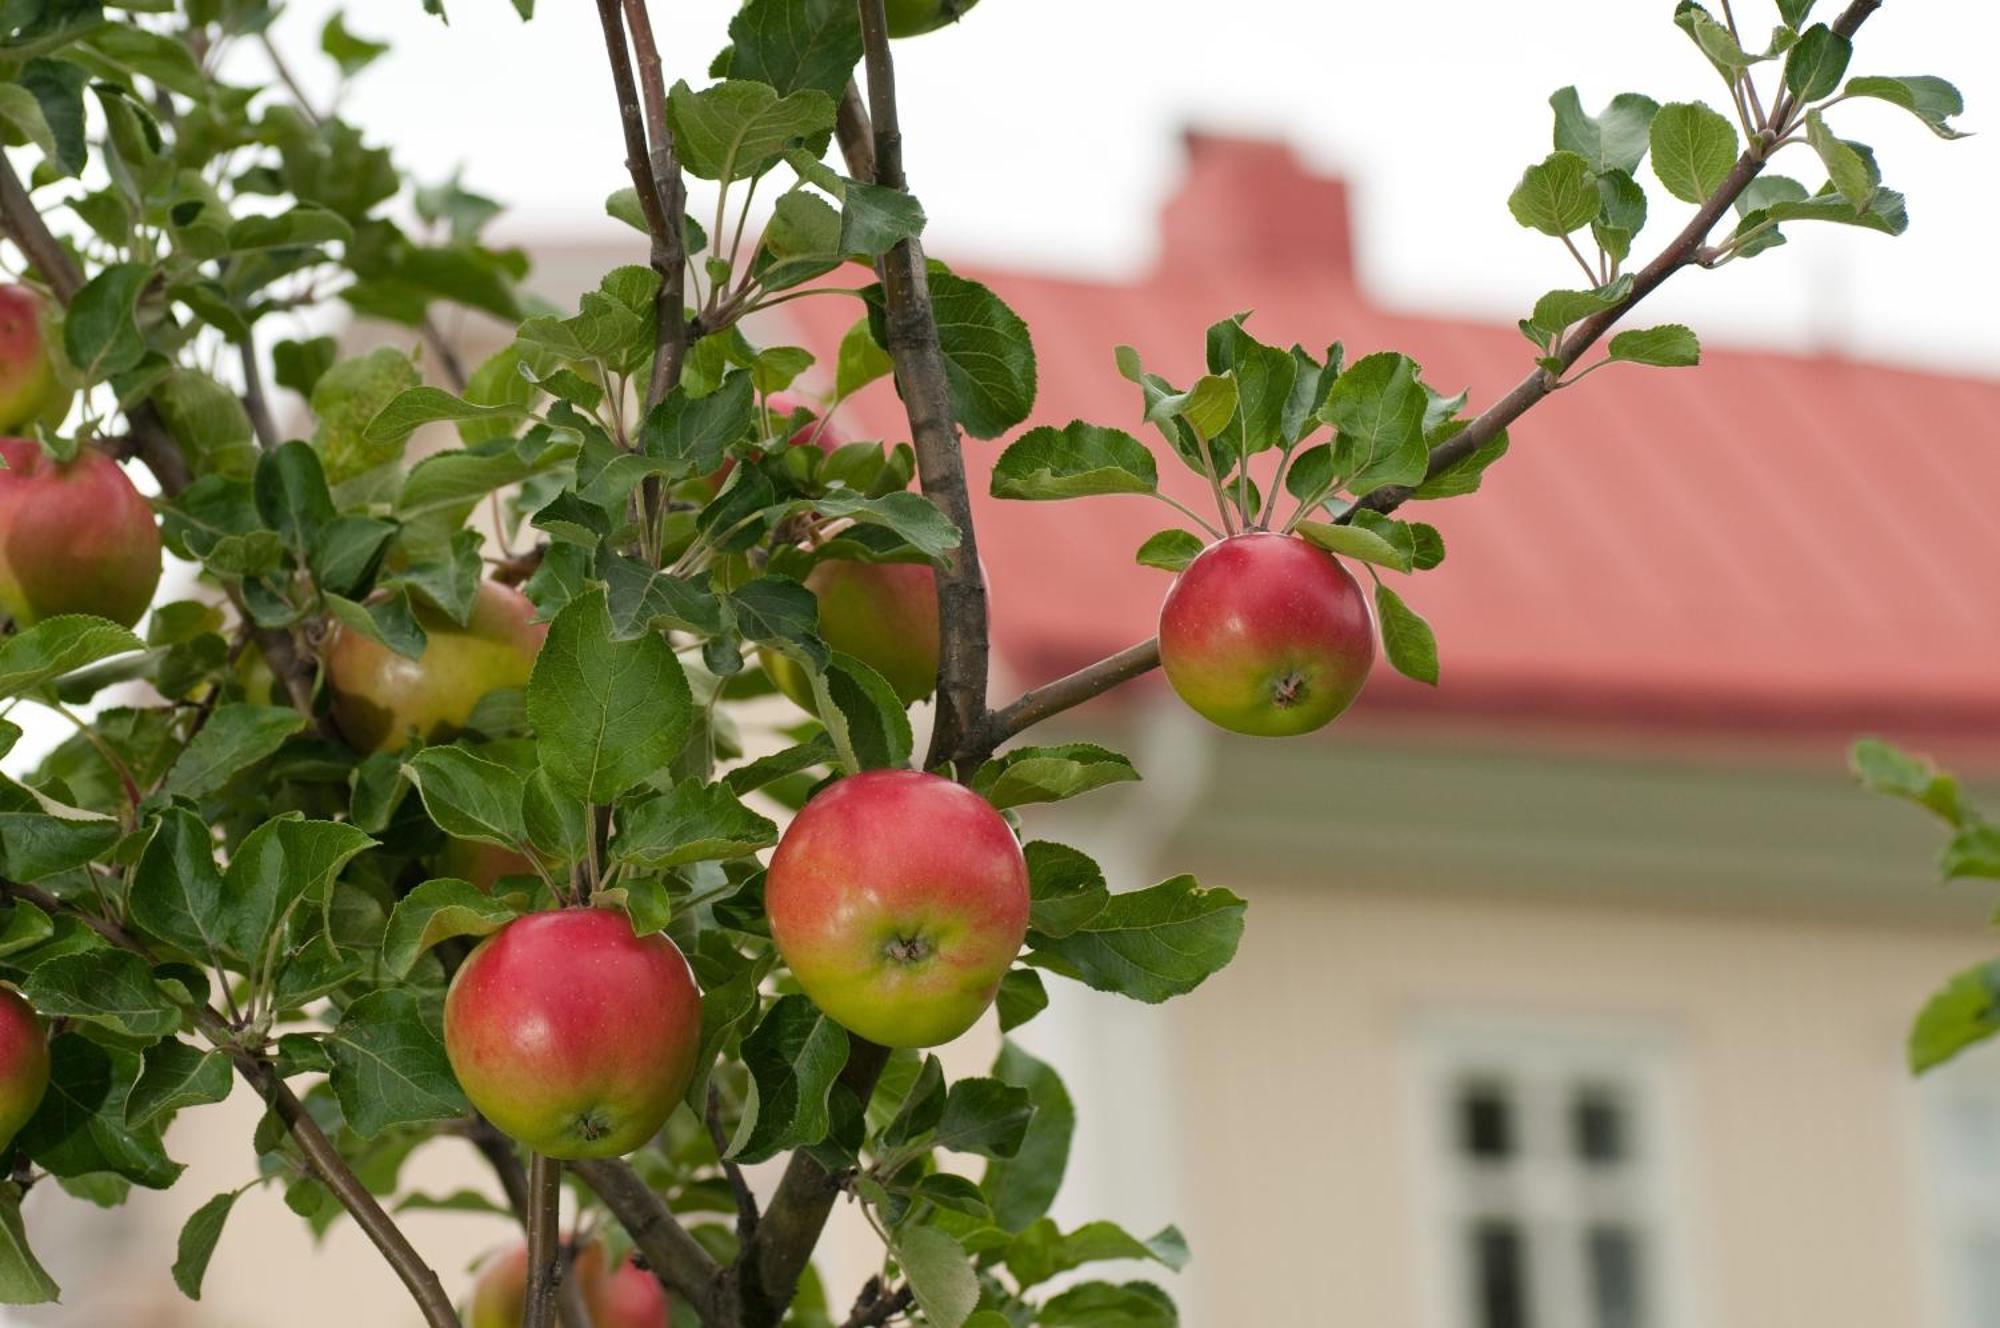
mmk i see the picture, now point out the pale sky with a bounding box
[266,0,1998,373]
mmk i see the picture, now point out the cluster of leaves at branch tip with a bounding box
[0,0,1963,1322]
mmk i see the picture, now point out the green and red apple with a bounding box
[0,286,71,433]
[0,987,49,1152]
[470,1238,667,1328]
[443,907,701,1159]
[1157,531,1375,737]
[326,581,546,754]
[766,770,1028,1048]
[0,438,161,629]
[764,557,939,709]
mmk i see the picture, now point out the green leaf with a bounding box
[1006,1219,1190,1290]
[1412,427,1509,501]
[0,1184,58,1305]
[728,994,849,1164]
[321,10,390,74]
[1784,23,1851,101]
[130,808,230,960]
[363,386,527,448]
[164,705,306,800]
[528,588,694,803]
[127,1040,232,1129]
[1911,961,2000,1073]
[981,1041,1073,1231]
[836,316,894,398]
[0,779,117,882]
[19,1034,182,1189]
[1607,324,1702,368]
[1806,108,1875,209]
[639,371,755,474]
[972,743,1139,811]
[1649,101,1739,203]
[1135,529,1204,573]
[840,179,927,257]
[0,84,57,164]
[1040,1281,1178,1327]
[398,434,581,518]
[326,988,468,1137]
[1027,875,1243,1004]
[1526,275,1635,339]
[1549,87,1659,174]
[1844,74,1968,139]
[727,0,863,99]
[172,1187,247,1300]
[254,440,335,557]
[0,615,143,699]
[991,422,1157,500]
[996,968,1048,1033]
[220,816,377,968]
[225,204,353,253]
[1506,151,1598,236]
[1851,738,1962,824]
[381,878,522,978]
[65,262,151,380]
[1322,351,1428,496]
[896,1226,979,1328]
[310,347,421,485]
[612,781,779,869]
[816,651,915,771]
[933,1078,1034,1159]
[812,490,960,559]
[24,949,182,1039]
[1294,519,1413,573]
[866,269,1037,439]
[1024,841,1111,940]
[402,747,527,848]
[522,765,591,868]
[1375,582,1439,685]
[1944,825,2000,882]
[666,79,837,184]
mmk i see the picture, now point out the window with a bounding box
[1409,1018,1691,1328]
[1917,1041,2000,1328]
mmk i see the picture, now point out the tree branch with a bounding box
[845,9,993,769]
[523,1152,563,1328]
[840,1276,914,1328]
[0,880,460,1328]
[572,1157,727,1318]
[1354,0,1886,523]
[240,340,281,449]
[736,1037,891,1328]
[976,637,1162,759]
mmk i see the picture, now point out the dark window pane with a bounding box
[1573,1084,1628,1166]
[1460,1080,1514,1160]
[1471,1219,1531,1328]
[1587,1224,1645,1328]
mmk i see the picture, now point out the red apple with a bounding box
[440,838,537,894]
[0,286,69,432]
[885,0,979,37]
[0,987,49,1153]
[764,558,939,709]
[326,581,546,754]
[1157,531,1375,737]
[766,770,1028,1048]
[469,1238,667,1328]
[0,439,161,629]
[443,907,701,1159]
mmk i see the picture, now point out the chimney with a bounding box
[1157,131,1357,281]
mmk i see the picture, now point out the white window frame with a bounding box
[1913,1039,2000,1328]
[1404,1013,1700,1328]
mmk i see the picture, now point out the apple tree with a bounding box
[0,0,1966,1324]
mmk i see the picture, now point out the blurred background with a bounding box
[8,1,2000,1325]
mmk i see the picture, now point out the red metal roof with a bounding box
[780,133,2000,743]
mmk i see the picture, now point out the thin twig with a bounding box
[708,1082,759,1243]
[240,340,280,449]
